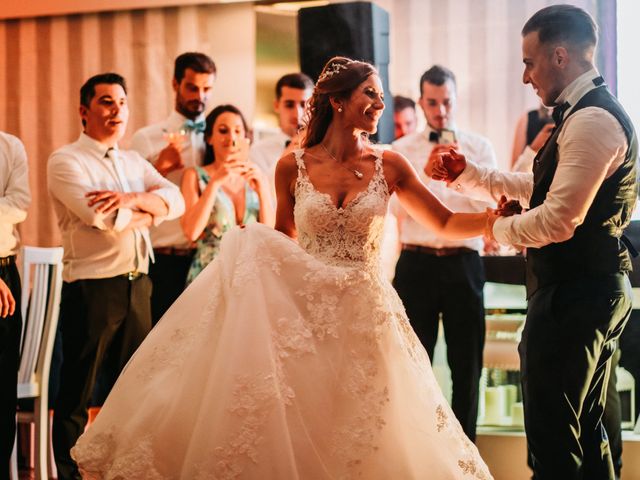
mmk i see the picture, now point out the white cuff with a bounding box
[493,216,512,246]
[447,163,476,193]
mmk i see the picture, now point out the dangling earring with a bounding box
[338,106,343,113]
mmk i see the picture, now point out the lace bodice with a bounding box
[293,148,389,268]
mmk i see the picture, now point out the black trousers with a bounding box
[520,274,631,480]
[619,310,640,425]
[603,349,622,478]
[52,275,152,480]
[393,249,485,441]
[149,252,193,325]
[0,259,21,480]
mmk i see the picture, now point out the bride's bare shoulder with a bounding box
[379,149,415,185]
[275,150,299,173]
[274,150,303,189]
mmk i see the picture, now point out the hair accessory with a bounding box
[318,62,349,82]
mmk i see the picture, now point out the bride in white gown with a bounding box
[71,57,495,479]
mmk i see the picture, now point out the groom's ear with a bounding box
[553,46,569,68]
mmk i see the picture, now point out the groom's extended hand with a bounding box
[496,195,523,217]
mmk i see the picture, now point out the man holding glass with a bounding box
[131,52,216,324]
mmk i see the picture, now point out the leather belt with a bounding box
[401,244,475,257]
[153,247,195,257]
[121,271,144,281]
[0,255,16,267]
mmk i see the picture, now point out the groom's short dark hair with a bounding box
[522,4,597,51]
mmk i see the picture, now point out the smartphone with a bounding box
[440,129,457,145]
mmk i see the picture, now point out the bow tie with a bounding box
[183,119,206,133]
[552,102,571,127]
[428,131,439,143]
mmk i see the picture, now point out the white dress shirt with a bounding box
[450,69,629,249]
[0,132,31,257]
[392,128,497,251]
[249,130,290,176]
[48,133,184,282]
[130,111,206,248]
[512,146,537,173]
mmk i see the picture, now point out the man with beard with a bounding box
[428,5,638,477]
[131,52,216,324]
[392,65,496,442]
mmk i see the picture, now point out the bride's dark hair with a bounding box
[302,56,378,148]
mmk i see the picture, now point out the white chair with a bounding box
[9,246,63,480]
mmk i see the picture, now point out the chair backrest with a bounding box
[18,246,64,398]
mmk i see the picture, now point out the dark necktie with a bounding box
[552,102,570,127]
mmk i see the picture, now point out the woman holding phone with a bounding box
[180,104,274,284]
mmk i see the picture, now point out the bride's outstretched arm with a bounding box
[385,150,492,239]
[274,153,298,239]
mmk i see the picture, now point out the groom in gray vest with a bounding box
[428,5,637,480]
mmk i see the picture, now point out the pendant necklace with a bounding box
[321,143,364,179]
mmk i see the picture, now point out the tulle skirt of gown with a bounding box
[71,224,492,480]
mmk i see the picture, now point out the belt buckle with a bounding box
[126,271,139,280]
[0,255,15,267]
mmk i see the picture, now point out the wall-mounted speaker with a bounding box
[298,1,393,144]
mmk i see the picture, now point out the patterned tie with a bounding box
[552,102,571,127]
[183,119,206,133]
[106,148,155,264]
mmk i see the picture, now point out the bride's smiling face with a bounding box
[340,74,385,134]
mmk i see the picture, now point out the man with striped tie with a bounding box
[47,72,184,480]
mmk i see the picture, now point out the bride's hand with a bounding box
[424,145,453,180]
[484,207,500,242]
[496,195,523,217]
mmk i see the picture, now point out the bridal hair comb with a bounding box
[318,62,349,82]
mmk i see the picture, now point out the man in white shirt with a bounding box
[249,72,313,186]
[392,65,497,442]
[130,52,216,324]
[0,131,30,479]
[48,73,184,480]
[430,6,637,479]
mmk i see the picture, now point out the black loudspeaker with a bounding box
[298,1,393,144]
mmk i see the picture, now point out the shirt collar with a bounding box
[167,110,206,130]
[275,130,291,143]
[555,67,601,111]
[78,132,118,158]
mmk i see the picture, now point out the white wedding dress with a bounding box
[71,149,492,480]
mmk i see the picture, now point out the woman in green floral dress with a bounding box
[181,104,274,285]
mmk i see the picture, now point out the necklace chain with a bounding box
[320,143,364,179]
